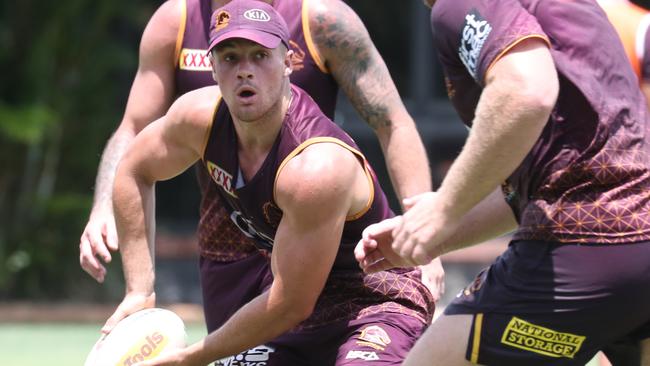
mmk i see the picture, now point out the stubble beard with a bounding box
[233,88,284,124]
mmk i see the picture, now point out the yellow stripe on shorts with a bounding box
[470,313,484,363]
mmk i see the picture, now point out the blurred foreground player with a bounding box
[356,0,650,364]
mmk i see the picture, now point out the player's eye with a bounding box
[222,53,237,62]
[255,51,269,59]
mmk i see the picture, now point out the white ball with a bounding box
[84,308,187,366]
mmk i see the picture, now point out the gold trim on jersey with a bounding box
[174,0,188,68]
[302,0,329,74]
[347,156,374,221]
[483,35,551,85]
[273,137,374,221]
[470,313,483,363]
[201,94,222,161]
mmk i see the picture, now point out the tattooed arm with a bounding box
[307,0,444,301]
[307,0,431,202]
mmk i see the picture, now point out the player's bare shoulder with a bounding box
[306,0,354,23]
[275,143,364,215]
[169,86,223,130]
[305,0,370,55]
[140,0,185,58]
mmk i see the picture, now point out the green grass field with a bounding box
[0,322,207,366]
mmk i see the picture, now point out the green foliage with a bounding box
[0,103,54,143]
[0,0,156,300]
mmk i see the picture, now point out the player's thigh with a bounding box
[641,338,650,366]
[335,314,426,365]
[403,314,475,366]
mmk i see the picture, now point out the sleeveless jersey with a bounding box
[598,0,650,81]
[173,0,339,260]
[202,85,433,327]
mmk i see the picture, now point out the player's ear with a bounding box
[209,51,218,82]
[284,49,293,77]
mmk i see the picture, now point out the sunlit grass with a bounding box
[0,322,207,366]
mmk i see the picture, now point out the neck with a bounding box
[233,85,292,153]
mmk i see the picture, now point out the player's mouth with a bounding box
[236,86,257,103]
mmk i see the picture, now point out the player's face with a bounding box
[212,39,290,123]
[422,0,435,8]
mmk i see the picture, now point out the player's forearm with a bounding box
[435,77,553,223]
[113,169,156,295]
[184,289,310,364]
[438,188,517,254]
[377,119,432,201]
[91,127,138,214]
[338,56,432,200]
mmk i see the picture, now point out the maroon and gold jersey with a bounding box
[201,85,433,328]
[173,0,339,260]
[432,0,650,243]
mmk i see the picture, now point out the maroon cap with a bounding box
[208,0,290,52]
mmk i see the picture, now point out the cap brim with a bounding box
[208,28,282,52]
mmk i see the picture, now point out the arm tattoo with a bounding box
[311,2,394,130]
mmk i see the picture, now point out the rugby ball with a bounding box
[84,308,187,366]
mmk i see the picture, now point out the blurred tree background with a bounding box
[0,0,159,301]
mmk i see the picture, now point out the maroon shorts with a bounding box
[445,240,650,366]
[200,253,273,333]
[200,255,428,365]
[218,312,426,366]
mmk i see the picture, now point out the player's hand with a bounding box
[102,292,155,334]
[133,348,191,366]
[419,257,445,302]
[392,192,458,266]
[355,216,419,273]
[79,207,119,282]
[405,193,446,301]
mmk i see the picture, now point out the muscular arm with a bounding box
[102,88,215,332]
[308,0,431,201]
[307,0,445,298]
[357,39,558,270]
[433,39,557,226]
[80,0,181,282]
[400,38,557,262]
[177,144,362,364]
[439,188,517,252]
[358,188,516,273]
